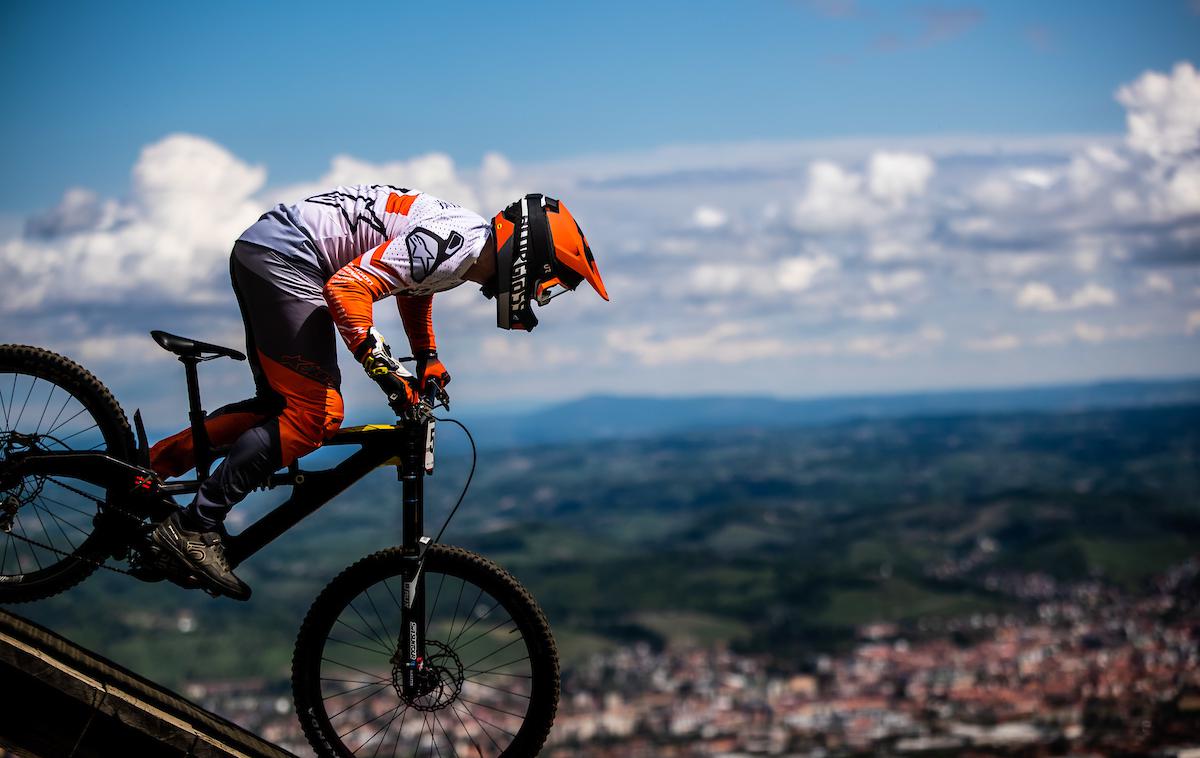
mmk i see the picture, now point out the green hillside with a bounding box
[11,403,1199,687]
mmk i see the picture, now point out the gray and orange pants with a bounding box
[150,241,344,527]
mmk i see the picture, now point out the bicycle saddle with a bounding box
[150,330,246,361]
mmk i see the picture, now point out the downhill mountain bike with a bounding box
[0,333,559,757]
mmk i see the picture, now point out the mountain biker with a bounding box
[148,186,608,599]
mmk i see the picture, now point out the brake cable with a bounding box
[428,417,476,546]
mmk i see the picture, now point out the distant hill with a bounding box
[455,377,1200,450]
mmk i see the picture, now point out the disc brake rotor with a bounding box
[392,640,465,712]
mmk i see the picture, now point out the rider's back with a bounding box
[239,184,490,291]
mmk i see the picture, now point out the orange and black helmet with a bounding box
[486,194,609,331]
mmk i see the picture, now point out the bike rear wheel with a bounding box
[292,544,560,757]
[0,344,135,602]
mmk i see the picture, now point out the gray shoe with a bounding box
[150,510,251,601]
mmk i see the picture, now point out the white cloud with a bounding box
[845,325,944,359]
[1073,322,1108,344]
[1015,282,1117,311]
[691,205,728,230]
[792,161,874,231]
[792,151,934,231]
[1014,282,1059,310]
[1188,310,1200,335]
[778,255,837,292]
[1116,61,1200,162]
[868,269,925,294]
[848,301,899,321]
[965,334,1022,352]
[1142,272,1174,294]
[0,134,266,311]
[270,150,516,214]
[687,254,838,297]
[868,152,935,206]
[608,323,832,367]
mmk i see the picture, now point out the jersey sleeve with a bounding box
[396,294,436,353]
[322,240,403,358]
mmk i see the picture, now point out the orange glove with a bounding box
[415,349,451,392]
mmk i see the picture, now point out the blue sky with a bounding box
[2,0,1199,424]
[2,1,1198,210]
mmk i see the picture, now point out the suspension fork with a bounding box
[397,417,435,695]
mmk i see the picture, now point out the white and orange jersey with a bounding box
[238,185,491,357]
[241,184,491,291]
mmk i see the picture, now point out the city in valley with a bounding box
[190,559,1200,756]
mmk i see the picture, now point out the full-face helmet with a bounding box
[487,194,608,331]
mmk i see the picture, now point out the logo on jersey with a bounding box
[304,185,411,236]
[406,228,464,283]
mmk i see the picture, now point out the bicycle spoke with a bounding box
[30,501,77,552]
[462,677,530,700]
[44,392,76,440]
[13,376,35,431]
[36,491,98,519]
[457,695,526,721]
[329,683,392,720]
[448,597,499,649]
[363,703,406,757]
[33,384,56,437]
[33,500,90,539]
[428,710,442,757]
[323,679,391,701]
[13,515,43,571]
[0,372,14,427]
[56,422,99,445]
[339,701,403,740]
[432,709,455,757]
[413,713,428,758]
[394,706,412,758]
[322,675,391,687]
[364,586,397,645]
[323,657,390,684]
[44,404,88,438]
[453,616,517,654]
[336,616,395,656]
[447,698,485,758]
[464,658,532,678]
[349,600,394,654]
[328,634,394,658]
[383,576,405,615]
[445,581,468,645]
[424,571,447,632]
[455,704,517,741]
[461,637,523,674]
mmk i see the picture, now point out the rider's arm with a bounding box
[323,253,393,359]
[396,294,436,354]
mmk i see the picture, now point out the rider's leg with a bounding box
[149,396,283,478]
[183,242,344,529]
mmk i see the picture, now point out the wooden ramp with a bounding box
[0,607,295,757]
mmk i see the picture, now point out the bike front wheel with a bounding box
[292,544,560,757]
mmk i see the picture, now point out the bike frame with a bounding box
[5,350,438,695]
